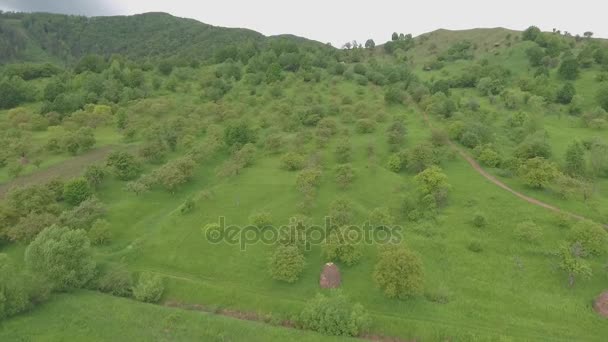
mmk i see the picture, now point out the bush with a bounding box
[324,226,362,266]
[328,198,354,227]
[280,152,305,171]
[88,219,111,245]
[373,245,424,299]
[472,212,488,228]
[106,151,142,181]
[249,211,273,228]
[568,220,608,257]
[355,119,376,134]
[299,291,371,337]
[335,164,355,189]
[95,263,133,297]
[467,240,483,253]
[387,154,404,172]
[132,272,164,303]
[269,245,306,283]
[63,178,92,206]
[515,221,542,243]
[59,196,105,230]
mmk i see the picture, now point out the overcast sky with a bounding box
[1,0,606,46]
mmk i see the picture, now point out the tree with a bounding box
[280,152,305,171]
[558,58,579,80]
[414,166,451,206]
[335,164,355,189]
[132,272,164,303]
[84,164,106,189]
[374,245,424,299]
[518,157,558,188]
[63,178,92,206]
[584,31,594,39]
[25,226,96,291]
[151,157,196,193]
[556,83,576,105]
[391,32,399,41]
[557,244,592,287]
[224,121,255,147]
[597,85,608,111]
[0,254,30,320]
[384,87,404,104]
[328,198,354,227]
[568,220,608,257]
[407,143,438,173]
[334,139,352,163]
[526,46,545,67]
[368,207,395,229]
[364,39,375,49]
[299,290,371,337]
[269,245,306,283]
[106,151,142,181]
[88,219,111,245]
[522,26,542,41]
[0,76,34,109]
[59,196,105,230]
[564,141,585,176]
[324,226,362,266]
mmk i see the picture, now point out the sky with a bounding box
[1,0,606,46]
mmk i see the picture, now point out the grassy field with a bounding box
[0,291,354,342]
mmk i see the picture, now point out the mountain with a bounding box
[0,11,327,64]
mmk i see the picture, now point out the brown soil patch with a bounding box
[0,145,134,198]
[320,262,341,289]
[594,291,608,317]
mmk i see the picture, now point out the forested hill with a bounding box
[0,11,327,64]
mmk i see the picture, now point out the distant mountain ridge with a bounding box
[0,11,326,64]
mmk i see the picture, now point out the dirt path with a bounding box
[0,145,122,198]
[421,111,607,227]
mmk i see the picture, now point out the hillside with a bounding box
[1,14,608,341]
[0,12,325,64]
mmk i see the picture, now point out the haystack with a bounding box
[320,262,341,289]
[593,291,608,317]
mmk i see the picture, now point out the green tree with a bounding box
[373,245,424,299]
[564,141,585,176]
[84,164,106,189]
[364,39,376,49]
[557,244,592,287]
[414,166,451,206]
[324,226,362,266]
[25,226,96,291]
[522,26,541,41]
[335,164,355,189]
[132,272,164,303]
[63,178,92,206]
[0,254,30,320]
[597,85,608,111]
[224,121,256,147]
[328,198,354,227]
[568,220,608,257]
[558,58,579,80]
[106,151,142,181]
[556,83,576,105]
[334,139,352,163]
[518,157,558,188]
[269,245,305,283]
[299,290,371,337]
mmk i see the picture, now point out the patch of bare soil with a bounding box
[0,145,131,198]
[594,291,608,317]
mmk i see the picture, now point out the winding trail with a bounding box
[421,111,607,227]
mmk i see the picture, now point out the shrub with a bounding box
[334,139,352,163]
[299,291,371,337]
[568,220,608,257]
[355,119,376,134]
[88,219,111,245]
[324,226,362,266]
[249,211,273,228]
[515,221,542,243]
[59,196,105,230]
[106,151,142,181]
[467,240,483,253]
[328,198,354,227]
[335,164,355,189]
[132,272,164,303]
[269,245,306,283]
[63,178,92,206]
[95,263,133,297]
[387,153,404,172]
[472,212,488,228]
[280,152,305,171]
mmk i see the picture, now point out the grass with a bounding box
[0,291,354,342]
